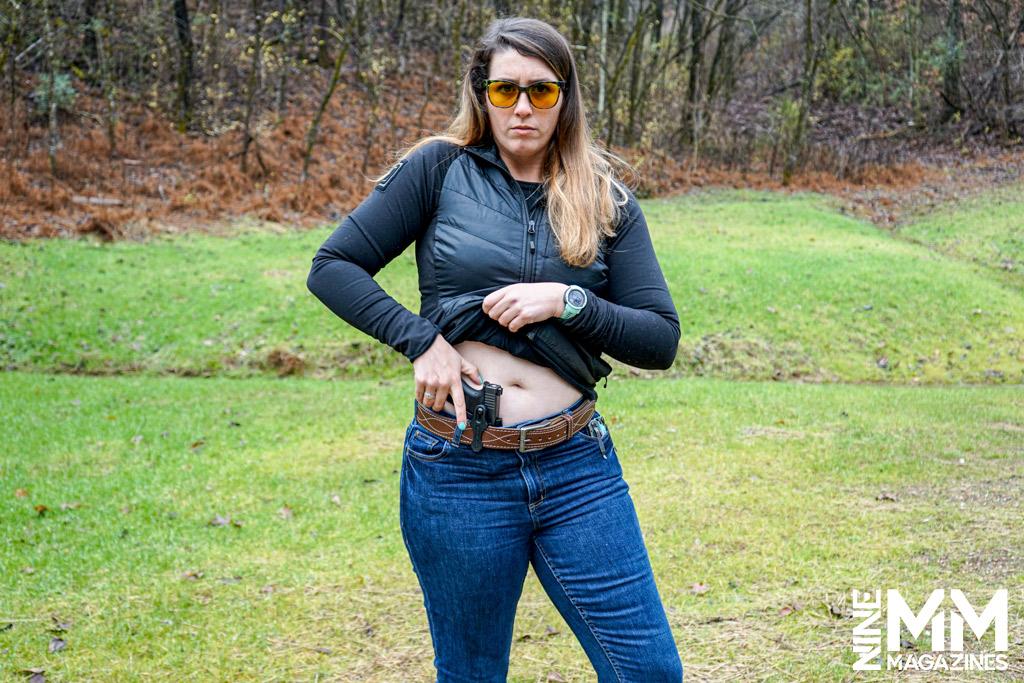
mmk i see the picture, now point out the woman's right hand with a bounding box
[412,334,483,427]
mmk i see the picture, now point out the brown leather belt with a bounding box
[414,399,597,452]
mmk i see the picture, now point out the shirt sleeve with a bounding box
[557,186,680,369]
[306,140,460,361]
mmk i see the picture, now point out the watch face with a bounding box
[566,288,586,308]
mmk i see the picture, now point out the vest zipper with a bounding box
[509,180,534,283]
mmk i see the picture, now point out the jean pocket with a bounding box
[576,415,614,452]
[404,421,452,462]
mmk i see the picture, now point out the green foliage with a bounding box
[32,71,77,113]
[820,42,861,102]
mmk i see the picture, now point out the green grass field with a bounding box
[3,190,1021,384]
[2,187,1023,682]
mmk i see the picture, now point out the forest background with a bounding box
[2,0,1024,241]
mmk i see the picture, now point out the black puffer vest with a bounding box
[414,140,612,394]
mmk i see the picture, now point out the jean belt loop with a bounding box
[450,422,464,447]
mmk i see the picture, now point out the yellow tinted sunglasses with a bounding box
[483,80,566,109]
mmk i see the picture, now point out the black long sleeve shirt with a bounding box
[307,140,680,396]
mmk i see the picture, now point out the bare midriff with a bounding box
[443,340,584,424]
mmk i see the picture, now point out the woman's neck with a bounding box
[498,150,545,183]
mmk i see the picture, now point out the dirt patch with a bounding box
[988,422,1024,433]
[669,328,833,382]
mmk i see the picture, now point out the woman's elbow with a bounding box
[652,321,680,370]
[305,267,319,297]
[306,257,329,299]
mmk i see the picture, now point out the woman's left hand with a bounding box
[482,282,568,333]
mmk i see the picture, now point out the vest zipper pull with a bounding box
[528,220,536,253]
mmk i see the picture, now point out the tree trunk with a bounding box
[707,0,743,102]
[82,0,99,68]
[302,24,352,182]
[95,8,117,156]
[173,0,195,132]
[43,0,59,175]
[939,0,962,122]
[783,0,816,186]
[685,1,705,147]
[276,0,294,120]
[316,0,332,67]
[241,0,266,176]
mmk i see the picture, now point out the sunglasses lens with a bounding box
[528,83,560,108]
[486,81,562,108]
[487,82,518,108]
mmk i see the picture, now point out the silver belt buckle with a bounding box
[518,419,553,452]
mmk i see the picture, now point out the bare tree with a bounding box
[172,0,195,132]
[240,0,267,175]
[939,0,963,122]
[42,0,59,174]
[302,22,354,182]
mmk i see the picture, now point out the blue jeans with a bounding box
[399,399,684,682]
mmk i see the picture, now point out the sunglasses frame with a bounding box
[482,80,567,109]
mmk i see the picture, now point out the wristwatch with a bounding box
[559,285,588,320]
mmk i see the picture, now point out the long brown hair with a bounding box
[379,17,633,267]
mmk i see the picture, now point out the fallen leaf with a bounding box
[330,494,342,506]
[21,567,35,574]
[190,440,205,450]
[314,646,331,655]
[48,637,65,653]
[182,571,205,581]
[688,582,711,595]
[208,515,241,528]
[35,505,48,516]
[130,435,143,444]
[19,669,45,683]
[50,618,71,631]
[544,625,560,636]
[260,585,276,593]
[779,602,803,616]
[876,493,897,501]
[547,672,566,682]
[15,489,29,498]
[60,502,83,510]
[277,505,294,520]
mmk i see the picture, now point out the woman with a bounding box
[307,17,683,682]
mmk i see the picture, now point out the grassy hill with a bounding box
[2,189,1021,384]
